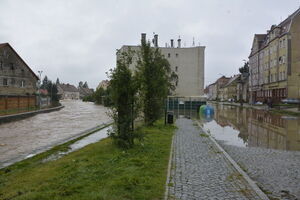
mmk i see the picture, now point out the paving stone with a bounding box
[218,142,300,200]
[167,118,261,200]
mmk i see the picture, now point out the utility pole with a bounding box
[38,70,43,109]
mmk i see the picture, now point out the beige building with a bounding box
[97,80,109,90]
[220,75,240,101]
[249,8,300,103]
[207,76,230,100]
[57,83,80,100]
[118,34,205,97]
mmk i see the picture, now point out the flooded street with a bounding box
[0,100,110,167]
[197,103,300,199]
[200,103,300,151]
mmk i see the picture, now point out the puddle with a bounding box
[42,126,111,162]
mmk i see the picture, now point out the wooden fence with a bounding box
[0,95,37,115]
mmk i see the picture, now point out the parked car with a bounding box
[281,98,300,104]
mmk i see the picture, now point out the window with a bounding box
[10,63,14,70]
[11,78,15,85]
[176,53,178,58]
[279,56,282,64]
[21,69,25,76]
[168,53,170,58]
[0,61,2,70]
[20,80,25,87]
[3,78,8,86]
[175,66,178,72]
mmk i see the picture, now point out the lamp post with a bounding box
[37,70,43,109]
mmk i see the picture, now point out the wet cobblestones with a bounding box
[167,118,261,200]
[218,143,300,200]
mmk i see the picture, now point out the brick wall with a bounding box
[0,95,37,115]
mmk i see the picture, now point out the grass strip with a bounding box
[0,120,175,200]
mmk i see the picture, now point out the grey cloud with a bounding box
[0,0,299,88]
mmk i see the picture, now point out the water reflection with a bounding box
[201,104,300,151]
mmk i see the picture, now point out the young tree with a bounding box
[136,40,177,125]
[83,81,89,88]
[41,76,49,89]
[56,78,60,85]
[239,61,249,74]
[108,49,138,148]
[78,81,83,88]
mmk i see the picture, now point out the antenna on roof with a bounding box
[192,37,195,46]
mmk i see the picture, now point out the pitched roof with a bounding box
[223,75,241,87]
[58,83,78,92]
[249,8,300,57]
[0,43,39,80]
[78,87,93,96]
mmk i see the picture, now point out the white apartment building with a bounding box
[118,33,205,97]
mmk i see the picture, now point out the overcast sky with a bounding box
[0,0,299,89]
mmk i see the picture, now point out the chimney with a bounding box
[154,34,158,47]
[170,39,174,48]
[141,33,146,44]
[177,38,181,48]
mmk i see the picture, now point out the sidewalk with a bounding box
[166,118,267,200]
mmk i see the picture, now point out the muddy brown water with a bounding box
[0,100,110,167]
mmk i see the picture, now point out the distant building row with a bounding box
[206,8,300,103]
[206,73,249,102]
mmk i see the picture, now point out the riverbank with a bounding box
[0,120,175,200]
[0,105,64,124]
[210,101,300,116]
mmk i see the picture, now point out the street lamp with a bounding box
[37,70,43,109]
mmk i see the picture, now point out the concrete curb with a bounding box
[0,105,64,124]
[164,134,174,200]
[196,121,270,200]
[0,121,113,169]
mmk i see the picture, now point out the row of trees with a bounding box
[40,76,60,103]
[108,39,177,148]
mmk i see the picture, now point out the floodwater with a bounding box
[0,100,110,168]
[42,126,112,163]
[199,104,300,151]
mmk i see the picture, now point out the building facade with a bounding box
[0,43,39,95]
[249,8,300,103]
[0,43,39,114]
[118,34,205,97]
[57,83,80,100]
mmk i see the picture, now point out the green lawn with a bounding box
[0,121,175,200]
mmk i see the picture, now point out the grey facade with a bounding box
[0,43,39,95]
[118,34,205,97]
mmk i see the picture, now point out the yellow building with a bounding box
[249,8,300,103]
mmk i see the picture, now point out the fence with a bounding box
[166,96,207,119]
[0,95,37,115]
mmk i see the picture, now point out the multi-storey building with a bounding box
[249,8,300,103]
[118,33,205,97]
[0,43,38,95]
[0,43,39,114]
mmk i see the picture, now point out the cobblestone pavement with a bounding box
[167,118,262,200]
[218,143,300,200]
